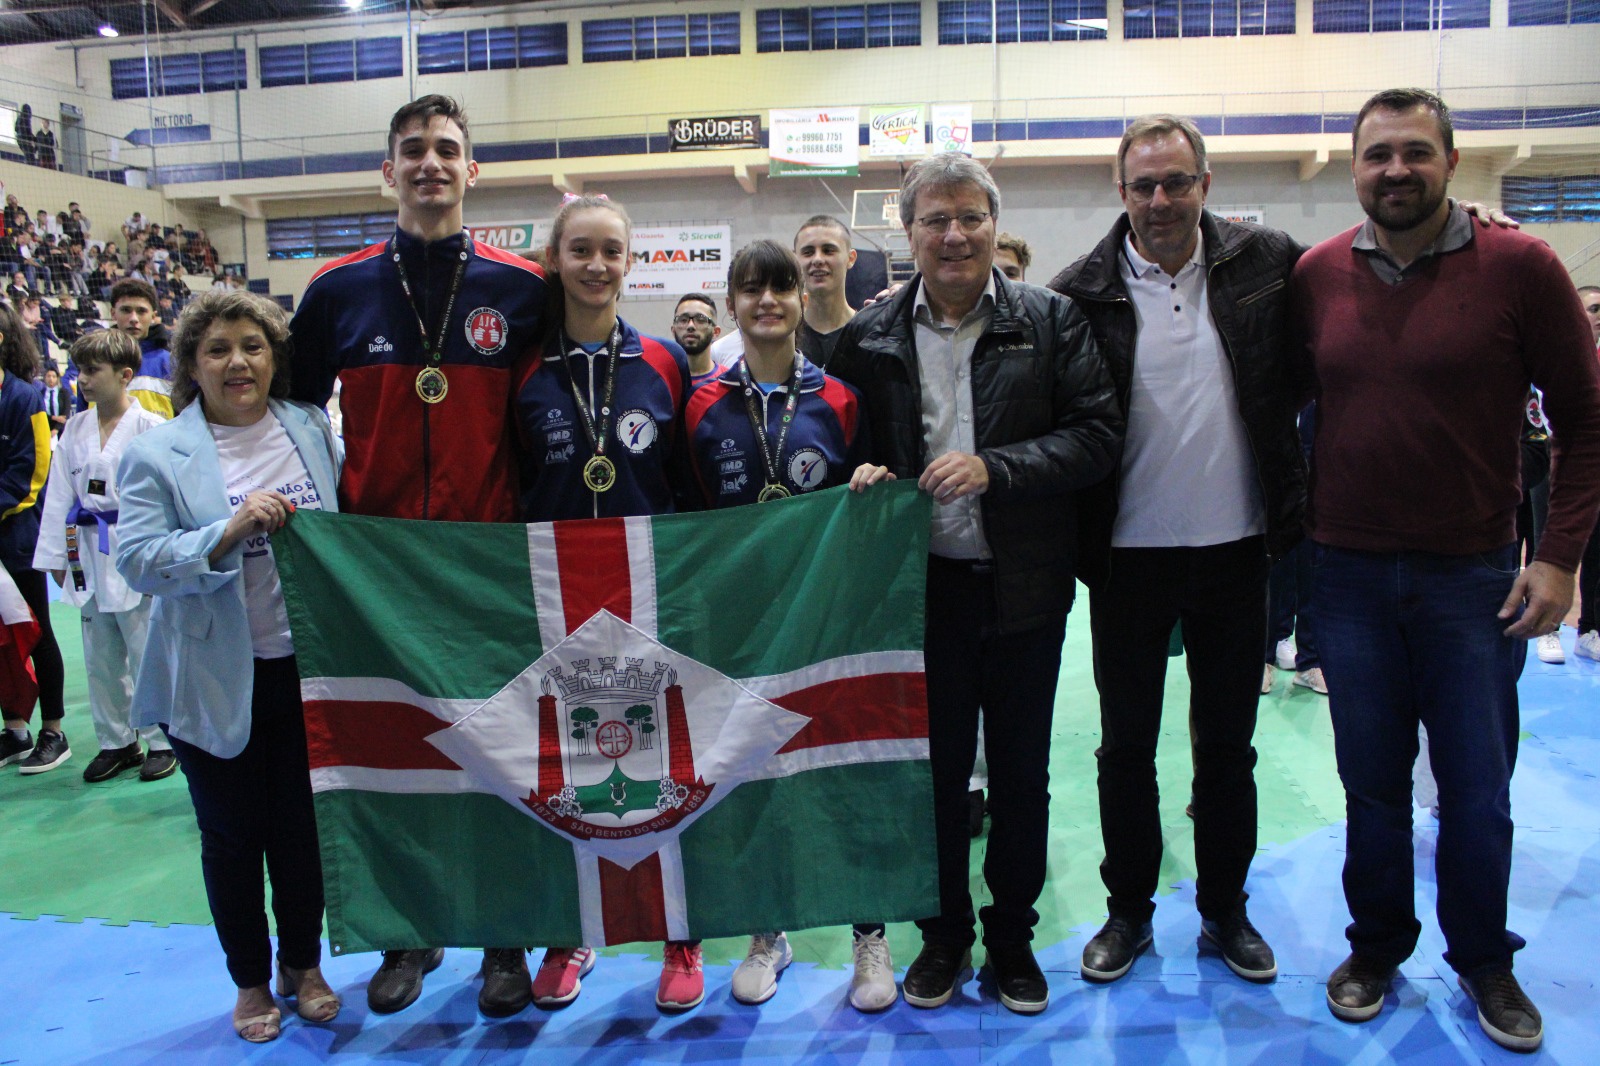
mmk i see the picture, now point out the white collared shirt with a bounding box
[913,276,995,560]
[1112,233,1264,547]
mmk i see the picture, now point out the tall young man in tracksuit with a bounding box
[288,95,546,1019]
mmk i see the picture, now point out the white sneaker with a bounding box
[850,929,898,1012]
[1575,631,1600,661]
[731,932,791,1005]
[1261,664,1275,695]
[1293,667,1329,695]
[1535,631,1566,664]
[1275,638,1297,671]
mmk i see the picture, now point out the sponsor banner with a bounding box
[1213,207,1266,225]
[669,115,762,152]
[626,224,732,297]
[769,108,860,178]
[468,221,733,298]
[869,105,926,158]
[931,104,974,155]
[467,220,552,255]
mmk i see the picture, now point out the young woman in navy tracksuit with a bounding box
[510,194,699,1013]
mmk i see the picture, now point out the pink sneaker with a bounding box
[532,946,595,1008]
[656,940,705,1011]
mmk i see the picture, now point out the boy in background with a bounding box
[33,329,173,782]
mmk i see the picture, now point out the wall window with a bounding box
[939,0,1108,42]
[582,13,740,62]
[1501,175,1600,223]
[266,213,395,260]
[1124,0,1294,37]
[259,38,403,87]
[755,4,922,51]
[109,49,246,99]
[1508,0,1600,24]
[1312,0,1490,32]
[416,24,569,73]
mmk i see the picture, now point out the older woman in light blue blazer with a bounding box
[116,289,343,1044]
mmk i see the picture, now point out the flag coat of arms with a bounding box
[276,482,938,952]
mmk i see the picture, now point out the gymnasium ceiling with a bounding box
[0,0,569,47]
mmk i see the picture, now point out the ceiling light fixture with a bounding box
[98,23,120,37]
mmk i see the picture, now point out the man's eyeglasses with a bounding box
[672,313,715,327]
[913,212,992,235]
[1120,174,1205,203]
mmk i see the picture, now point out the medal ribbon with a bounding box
[738,352,804,493]
[390,232,471,374]
[560,323,623,469]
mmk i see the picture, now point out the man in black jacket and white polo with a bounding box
[1047,114,1308,986]
[833,152,1122,1015]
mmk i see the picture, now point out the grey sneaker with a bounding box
[850,929,897,1012]
[731,932,791,1005]
[1461,967,1543,1052]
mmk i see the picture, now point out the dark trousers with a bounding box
[5,564,64,721]
[1315,543,1525,976]
[1579,520,1600,635]
[916,556,1065,947]
[1266,539,1319,669]
[168,656,325,989]
[1090,536,1268,924]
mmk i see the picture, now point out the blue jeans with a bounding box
[1313,542,1526,977]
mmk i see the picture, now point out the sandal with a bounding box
[276,961,342,1023]
[233,1000,282,1043]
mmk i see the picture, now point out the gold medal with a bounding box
[415,365,449,404]
[757,483,792,503]
[583,455,617,493]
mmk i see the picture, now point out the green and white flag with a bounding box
[276,483,937,952]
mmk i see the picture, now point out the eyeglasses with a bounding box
[913,212,992,234]
[1120,174,1205,203]
[673,313,715,327]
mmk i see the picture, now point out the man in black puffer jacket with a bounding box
[1046,114,1307,988]
[832,152,1122,1016]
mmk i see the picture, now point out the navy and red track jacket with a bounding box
[289,227,545,522]
[683,356,866,509]
[513,318,691,521]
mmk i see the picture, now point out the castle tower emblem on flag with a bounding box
[427,609,809,868]
[527,656,712,838]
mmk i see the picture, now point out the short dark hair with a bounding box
[169,290,292,414]
[388,95,471,159]
[996,232,1033,271]
[675,293,717,316]
[69,327,141,376]
[727,239,803,295]
[794,215,852,248]
[110,278,159,310]
[1353,88,1454,154]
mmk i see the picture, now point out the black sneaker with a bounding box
[1080,916,1153,982]
[0,729,31,767]
[984,941,1049,1014]
[18,730,70,775]
[478,947,531,1018]
[1461,967,1543,1052]
[1325,952,1397,1022]
[82,742,145,782]
[366,947,445,1014]
[140,749,178,781]
[1200,911,1278,981]
[902,942,972,1009]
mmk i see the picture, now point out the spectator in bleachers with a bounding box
[37,364,70,435]
[17,234,49,291]
[33,119,55,171]
[98,242,122,269]
[121,212,143,245]
[188,228,217,274]
[13,104,35,167]
[60,211,80,244]
[63,241,90,297]
[50,292,88,344]
[3,195,28,234]
[157,294,176,328]
[94,260,121,301]
[20,295,59,368]
[167,263,191,306]
[35,210,58,239]
[6,272,26,303]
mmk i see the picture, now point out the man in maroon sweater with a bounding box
[1292,88,1600,1054]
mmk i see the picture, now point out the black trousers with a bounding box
[1089,536,1268,924]
[5,564,64,721]
[916,555,1066,947]
[168,656,324,989]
